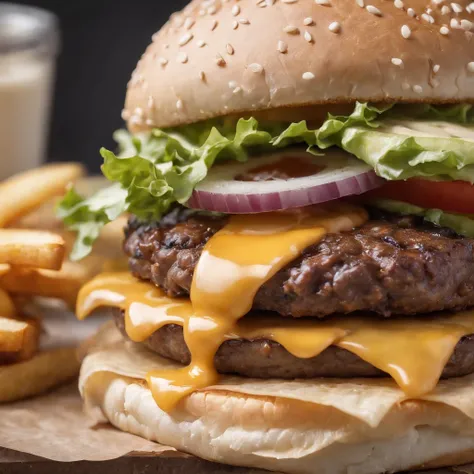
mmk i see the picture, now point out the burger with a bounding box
[59,0,474,472]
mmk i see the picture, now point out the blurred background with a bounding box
[8,0,188,173]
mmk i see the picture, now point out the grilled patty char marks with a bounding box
[113,308,474,380]
[125,207,474,318]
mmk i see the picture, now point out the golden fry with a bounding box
[0,163,85,228]
[0,288,16,318]
[0,258,104,307]
[0,316,40,359]
[0,347,80,403]
[0,229,65,270]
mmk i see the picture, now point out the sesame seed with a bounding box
[421,13,434,23]
[450,18,460,28]
[431,0,443,5]
[304,17,315,25]
[401,24,411,38]
[176,99,183,110]
[441,5,451,14]
[129,116,142,126]
[468,62,474,72]
[216,55,226,67]
[469,2,474,9]
[413,85,423,94]
[172,15,185,28]
[391,57,404,66]
[177,52,188,63]
[451,2,463,12]
[461,19,473,31]
[239,18,250,24]
[407,8,416,17]
[277,40,288,53]
[394,0,404,8]
[229,80,238,89]
[426,7,433,13]
[302,72,315,80]
[282,0,298,3]
[232,5,241,16]
[147,96,155,110]
[356,0,365,7]
[402,83,410,91]
[257,0,267,7]
[284,25,300,34]
[248,63,264,73]
[159,57,168,66]
[440,26,450,34]
[315,0,331,5]
[199,71,206,81]
[198,9,206,16]
[184,18,195,30]
[233,87,242,94]
[226,43,235,55]
[178,32,193,46]
[121,109,130,120]
[328,21,341,32]
[146,119,155,127]
[197,40,207,48]
[433,64,440,73]
[366,5,382,15]
[211,20,218,31]
[232,20,239,29]
[304,31,314,42]
[207,5,217,15]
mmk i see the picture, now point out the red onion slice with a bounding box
[187,150,384,214]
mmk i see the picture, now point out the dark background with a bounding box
[14,0,188,172]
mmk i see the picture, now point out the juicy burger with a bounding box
[60,0,474,472]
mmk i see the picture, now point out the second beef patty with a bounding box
[112,308,474,380]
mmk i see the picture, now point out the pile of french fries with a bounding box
[0,163,123,403]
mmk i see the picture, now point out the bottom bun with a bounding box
[83,372,474,474]
[79,325,474,474]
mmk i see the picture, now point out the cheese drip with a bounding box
[78,271,474,405]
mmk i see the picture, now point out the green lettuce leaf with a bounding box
[58,102,474,259]
[316,102,474,182]
[370,198,474,238]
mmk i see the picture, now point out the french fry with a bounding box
[0,347,80,403]
[0,316,40,361]
[0,288,16,318]
[0,163,85,228]
[0,258,104,308]
[0,230,65,270]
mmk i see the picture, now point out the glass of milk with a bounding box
[0,4,59,180]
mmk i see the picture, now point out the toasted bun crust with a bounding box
[83,372,474,474]
[124,0,474,131]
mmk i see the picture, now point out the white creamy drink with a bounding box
[0,5,58,180]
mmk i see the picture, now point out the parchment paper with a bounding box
[0,302,175,462]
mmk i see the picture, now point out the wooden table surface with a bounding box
[1,449,473,474]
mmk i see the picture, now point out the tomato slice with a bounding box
[368,179,474,214]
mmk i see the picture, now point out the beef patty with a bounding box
[113,308,474,380]
[125,207,474,318]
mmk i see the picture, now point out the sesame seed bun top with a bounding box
[123,0,474,131]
